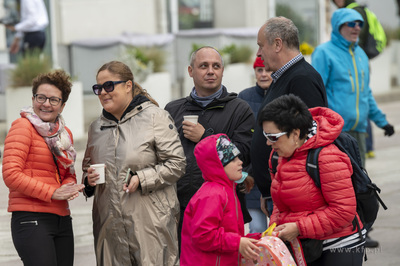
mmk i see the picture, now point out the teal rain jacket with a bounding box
[311,8,388,132]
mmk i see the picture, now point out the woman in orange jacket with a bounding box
[2,70,84,266]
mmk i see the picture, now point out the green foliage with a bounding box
[384,26,400,43]
[142,47,166,73]
[123,46,166,73]
[220,44,253,64]
[11,49,52,88]
[120,46,166,82]
[276,4,317,47]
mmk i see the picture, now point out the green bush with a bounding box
[122,46,166,73]
[220,44,253,64]
[11,49,52,88]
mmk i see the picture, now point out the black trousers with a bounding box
[22,30,46,54]
[308,245,365,266]
[11,211,74,266]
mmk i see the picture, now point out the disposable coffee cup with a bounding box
[90,163,105,184]
[183,115,198,124]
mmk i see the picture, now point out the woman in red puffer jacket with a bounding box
[258,94,365,266]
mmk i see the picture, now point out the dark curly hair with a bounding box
[258,94,313,139]
[32,69,72,103]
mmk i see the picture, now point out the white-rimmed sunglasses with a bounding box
[263,131,287,143]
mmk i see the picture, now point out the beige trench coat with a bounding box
[82,101,186,265]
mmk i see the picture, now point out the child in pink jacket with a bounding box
[180,133,260,265]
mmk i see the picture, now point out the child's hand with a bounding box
[239,237,260,261]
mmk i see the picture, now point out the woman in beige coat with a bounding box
[82,61,186,265]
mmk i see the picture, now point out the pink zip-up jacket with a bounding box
[180,134,244,266]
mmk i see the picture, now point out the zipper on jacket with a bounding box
[20,220,38,225]
[361,70,365,92]
[233,183,239,220]
[349,45,360,131]
[215,255,221,266]
[348,70,355,93]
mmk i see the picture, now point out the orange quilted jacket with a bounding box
[2,118,77,216]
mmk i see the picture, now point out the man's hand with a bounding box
[5,24,16,31]
[182,121,205,143]
[382,124,395,136]
[9,37,20,54]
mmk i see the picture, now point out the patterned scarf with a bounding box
[304,120,318,144]
[20,106,76,174]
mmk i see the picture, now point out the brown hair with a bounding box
[96,60,159,106]
[32,69,72,103]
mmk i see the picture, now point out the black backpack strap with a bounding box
[306,147,323,188]
[368,183,388,210]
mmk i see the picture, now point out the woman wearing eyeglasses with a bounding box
[258,94,365,265]
[82,60,186,265]
[2,70,85,266]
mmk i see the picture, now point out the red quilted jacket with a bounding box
[269,107,361,240]
[2,118,76,216]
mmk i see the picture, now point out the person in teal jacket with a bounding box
[311,8,394,168]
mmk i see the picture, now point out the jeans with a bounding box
[248,208,268,233]
[346,131,367,168]
[11,211,74,266]
[366,119,374,152]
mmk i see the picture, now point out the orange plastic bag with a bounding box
[240,223,306,266]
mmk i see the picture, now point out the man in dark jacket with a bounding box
[165,46,254,248]
[238,57,272,234]
[251,17,327,217]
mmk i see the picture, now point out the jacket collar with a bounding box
[254,83,267,97]
[99,95,151,129]
[185,86,237,110]
[102,95,150,122]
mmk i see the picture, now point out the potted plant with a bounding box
[5,50,52,129]
[119,46,171,108]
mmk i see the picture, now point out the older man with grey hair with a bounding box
[251,17,327,219]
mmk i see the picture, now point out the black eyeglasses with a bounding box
[92,81,127,95]
[345,21,364,28]
[263,131,287,143]
[34,94,62,106]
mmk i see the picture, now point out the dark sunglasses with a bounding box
[92,81,127,95]
[345,21,363,28]
[262,131,287,143]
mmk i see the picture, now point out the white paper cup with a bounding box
[90,163,105,184]
[183,115,198,124]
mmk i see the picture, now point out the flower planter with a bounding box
[5,86,32,130]
[141,72,171,109]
